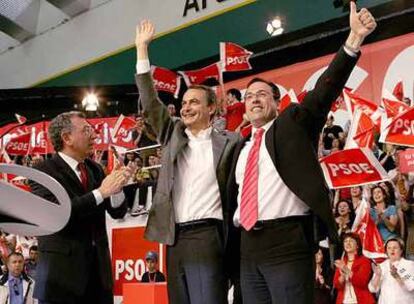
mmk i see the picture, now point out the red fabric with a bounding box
[333,255,375,304]
[225,102,245,131]
[240,128,264,231]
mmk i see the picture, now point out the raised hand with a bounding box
[135,20,155,49]
[349,1,376,39]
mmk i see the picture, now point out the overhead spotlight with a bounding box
[82,93,99,111]
[266,17,284,37]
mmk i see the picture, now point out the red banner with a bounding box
[345,109,376,149]
[278,89,298,113]
[382,98,409,119]
[5,132,31,155]
[399,149,414,174]
[220,42,253,72]
[320,148,388,189]
[179,62,221,86]
[151,66,181,98]
[380,107,414,148]
[111,227,166,296]
[352,199,386,260]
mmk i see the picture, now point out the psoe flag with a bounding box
[320,148,389,189]
[220,42,253,72]
[380,107,414,148]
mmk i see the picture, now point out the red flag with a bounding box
[107,145,127,173]
[151,66,181,98]
[278,89,298,114]
[344,90,382,128]
[14,113,27,125]
[0,150,12,181]
[5,132,31,155]
[220,42,253,72]
[399,149,414,174]
[10,176,31,192]
[345,109,376,149]
[392,81,404,101]
[381,98,409,119]
[380,107,414,148]
[111,115,136,139]
[331,88,351,112]
[296,90,307,104]
[352,199,387,260]
[320,148,388,189]
[180,62,221,86]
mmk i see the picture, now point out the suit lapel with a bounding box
[52,154,84,193]
[170,125,188,163]
[265,119,278,169]
[211,129,228,170]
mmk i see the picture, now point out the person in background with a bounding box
[0,252,37,304]
[141,251,166,283]
[24,246,38,280]
[333,233,375,304]
[369,238,414,303]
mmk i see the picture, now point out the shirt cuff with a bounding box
[136,59,151,74]
[93,189,104,205]
[343,45,358,57]
[110,191,125,208]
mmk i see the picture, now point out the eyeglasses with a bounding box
[244,90,272,102]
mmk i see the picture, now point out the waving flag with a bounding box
[345,109,376,149]
[220,42,253,72]
[151,66,181,98]
[111,115,136,139]
[180,62,222,86]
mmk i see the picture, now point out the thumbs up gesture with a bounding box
[349,1,376,38]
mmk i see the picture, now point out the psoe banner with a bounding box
[111,227,166,297]
[320,148,389,189]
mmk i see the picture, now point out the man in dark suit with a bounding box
[227,2,376,303]
[30,111,134,304]
[135,21,239,304]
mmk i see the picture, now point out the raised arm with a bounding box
[135,20,174,143]
[300,1,376,136]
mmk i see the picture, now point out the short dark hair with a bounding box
[246,77,281,101]
[187,85,217,106]
[29,245,38,252]
[7,251,24,261]
[342,232,363,256]
[226,88,242,101]
[370,186,390,207]
[48,111,86,152]
[385,237,405,252]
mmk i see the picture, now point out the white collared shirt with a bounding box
[233,119,310,226]
[172,127,223,223]
[58,152,124,207]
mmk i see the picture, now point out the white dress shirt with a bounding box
[172,128,223,223]
[58,152,124,207]
[369,258,414,304]
[233,119,310,226]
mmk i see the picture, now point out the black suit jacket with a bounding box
[30,154,127,301]
[228,47,360,247]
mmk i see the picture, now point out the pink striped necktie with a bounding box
[240,128,265,231]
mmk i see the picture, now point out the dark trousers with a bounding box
[167,223,227,304]
[240,216,314,304]
[39,248,113,304]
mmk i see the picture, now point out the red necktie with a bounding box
[240,128,265,231]
[77,162,89,192]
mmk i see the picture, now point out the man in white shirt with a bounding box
[30,111,134,304]
[227,2,376,303]
[135,21,239,304]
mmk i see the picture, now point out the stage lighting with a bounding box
[82,93,99,111]
[266,17,284,37]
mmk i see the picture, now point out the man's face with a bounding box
[244,81,278,128]
[146,259,157,272]
[180,89,215,131]
[7,255,24,277]
[148,155,159,166]
[326,117,334,127]
[167,104,176,116]
[29,249,38,263]
[62,117,97,160]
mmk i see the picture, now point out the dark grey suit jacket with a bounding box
[135,72,240,246]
